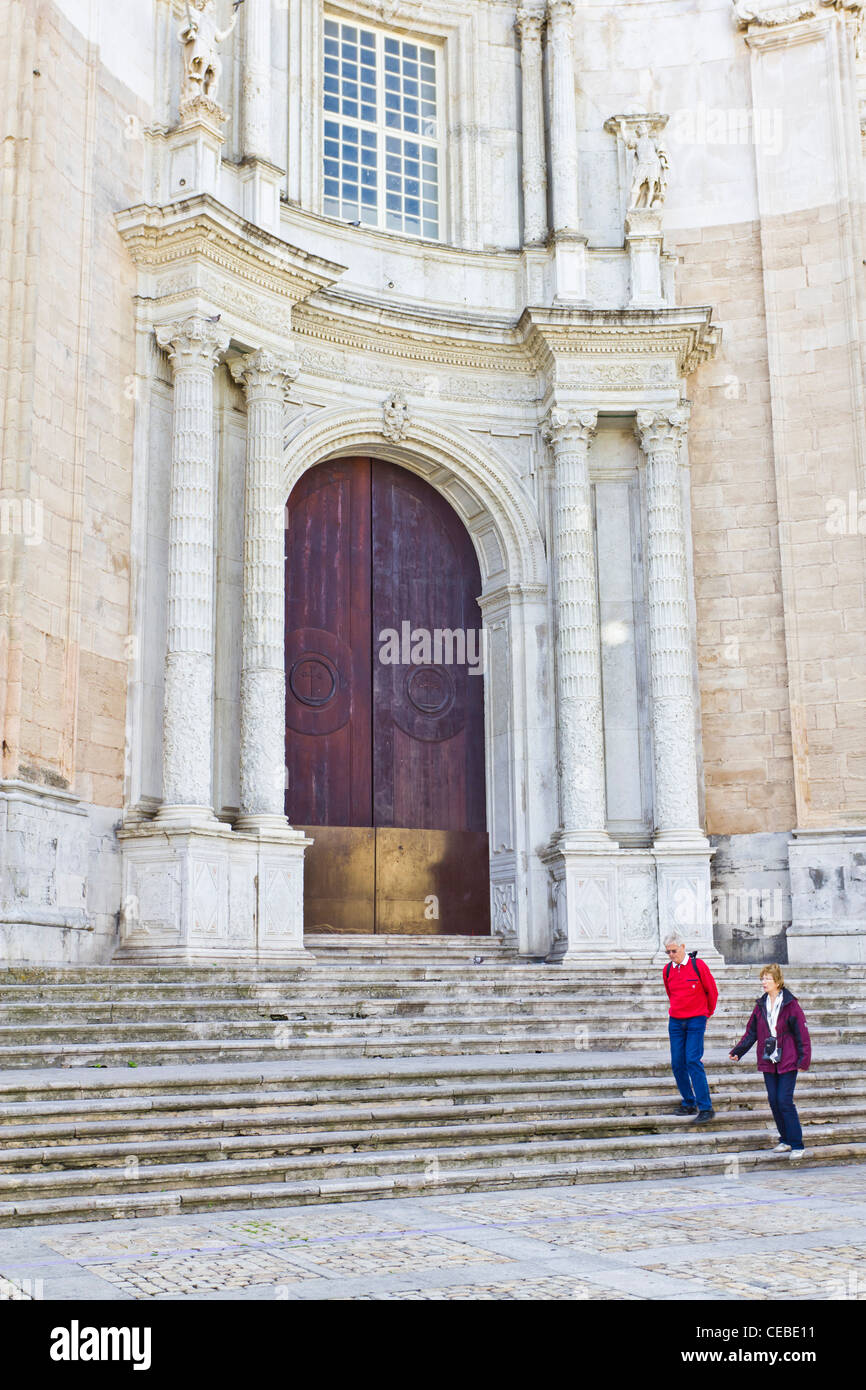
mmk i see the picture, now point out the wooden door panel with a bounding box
[285,459,372,827]
[371,460,486,833]
[375,828,491,935]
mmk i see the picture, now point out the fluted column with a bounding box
[542,407,609,842]
[636,406,703,840]
[546,0,579,236]
[229,349,300,830]
[516,5,548,246]
[241,0,272,162]
[154,315,230,821]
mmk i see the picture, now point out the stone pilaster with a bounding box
[229,348,300,831]
[545,0,586,299]
[154,314,230,823]
[542,407,609,843]
[516,6,548,246]
[241,0,272,162]
[636,406,719,961]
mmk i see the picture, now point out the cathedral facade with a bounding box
[1,0,865,967]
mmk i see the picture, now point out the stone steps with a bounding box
[1,951,862,1227]
[1,1092,863,1163]
[1,1124,864,1228]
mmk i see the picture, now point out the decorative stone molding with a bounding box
[154,314,230,819]
[635,406,704,842]
[229,348,301,828]
[115,198,345,342]
[516,5,548,246]
[382,388,411,442]
[541,406,609,842]
[281,407,548,591]
[734,0,861,27]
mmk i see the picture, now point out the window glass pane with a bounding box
[323,22,440,240]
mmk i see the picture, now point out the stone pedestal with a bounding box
[626,208,664,308]
[168,99,227,201]
[238,157,285,234]
[118,821,311,964]
[787,829,866,963]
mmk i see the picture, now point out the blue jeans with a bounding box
[764,1069,803,1149]
[668,1015,712,1111]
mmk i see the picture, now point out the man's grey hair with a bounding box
[663,933,685,947]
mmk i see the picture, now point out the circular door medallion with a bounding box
[289,655,337,707]
[406,665,454,717]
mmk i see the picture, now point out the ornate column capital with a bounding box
[229,348,300,399]
[547,0,576,25]
[635,405,690,456]
[516,5,546,41]
[542,407,598,451]
[155,315,230,372]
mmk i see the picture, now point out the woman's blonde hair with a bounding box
[759,962,785,988]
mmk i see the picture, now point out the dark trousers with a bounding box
[763,1068,803,1149]
[668,1015,711,1111]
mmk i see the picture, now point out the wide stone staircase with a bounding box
[0,936,865,1226]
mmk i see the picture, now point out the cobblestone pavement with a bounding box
[1,1164,866,1301]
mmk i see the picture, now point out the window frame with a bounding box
[320,11,447,245]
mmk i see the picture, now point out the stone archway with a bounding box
[280,409,553,954]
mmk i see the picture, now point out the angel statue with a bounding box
[627,121,669,212]
[179,0,243,107]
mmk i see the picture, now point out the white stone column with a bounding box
[635,407,702,839]
[545,0,586,299]
[229,348,299,831]
[542,407,609,843]
[636,406,719,962]
[546,0,578,233]
[242,0,272,162]
[516,5,548,246]
[154,315,230,823]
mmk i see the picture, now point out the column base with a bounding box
[117,821,312,963]
[542,836,722,966]
[652,841,722,966]
[154,804,221,829]
[787,828,866,964]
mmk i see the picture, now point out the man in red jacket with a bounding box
[662,933,719,1123]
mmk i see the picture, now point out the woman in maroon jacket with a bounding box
[730,963,812,1158]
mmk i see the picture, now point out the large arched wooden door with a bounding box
[285,457,490,934]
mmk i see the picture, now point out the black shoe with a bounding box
[692,1109,716,1124]
[674,1102,697,1115]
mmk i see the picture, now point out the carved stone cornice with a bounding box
[116,196,345,319]
[733,0,861,27]
[521,307,721,378]
[542,407,597,451]
[635,405,691,456]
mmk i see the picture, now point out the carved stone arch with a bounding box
[281,408,547,593]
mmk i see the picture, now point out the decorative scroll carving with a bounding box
[733,0,861,27]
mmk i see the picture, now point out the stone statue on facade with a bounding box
[627,120,669,211]
[179,0,241,110]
